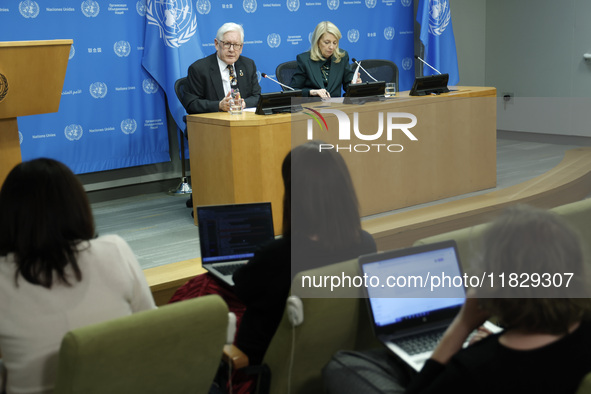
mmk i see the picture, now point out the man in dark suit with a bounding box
[182,22,261,114]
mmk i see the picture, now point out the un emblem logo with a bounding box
[19,131,23,145]
[401,0,411,6]
[89,82,108,99]
[286,0,299,12]
[196,0,211,14]
[81,0,100,17]
[136,0,147,16]
[142,78,159,94]
[347,29,360,43]
[327,0,339,10]
[146,0,197,48]
[19,1,40,18]
[121,119,138,135]
[64,125,84,141]
[365,0,376,8]
[69,45,75,60]
[384,27,395,40]
[114,41,131,57]
[402,57,412,71]
[428,0,451,36]
[0,73,8,103]
[243,0,257,13]
[267,34,281,48]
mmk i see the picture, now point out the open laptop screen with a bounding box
[197,203,274,263]
[360,241,465,330]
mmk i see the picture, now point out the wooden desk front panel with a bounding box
[187,87,497,226]
[187,113,291,233]
[0,118,21,186]
[292,87,497,216]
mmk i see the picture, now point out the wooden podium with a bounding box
[0,40,72,185]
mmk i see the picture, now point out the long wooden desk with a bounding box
[187,86,497,231]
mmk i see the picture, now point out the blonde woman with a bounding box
[291,21,361,98]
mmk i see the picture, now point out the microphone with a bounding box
[414,55,442,75]
[261,72,295,91]
[351,58,378,82]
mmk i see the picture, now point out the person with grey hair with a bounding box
[323,205,591,394]
[291,21,361,98]
[182,22,261,113]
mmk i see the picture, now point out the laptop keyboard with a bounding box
[214,263,244,276]
[396,328,446,355]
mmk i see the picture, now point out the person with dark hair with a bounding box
[0,158,156,394]
[323,204,591,394]
[232,140,376,365]
[291,21,361,98]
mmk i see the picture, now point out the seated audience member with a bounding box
[182,22,262,114]
[290,21,361,98]
[0,159,156,394]
[170,140,375,367]
[232,140,376,365]
[323,205,591,394]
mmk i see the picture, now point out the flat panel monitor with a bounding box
[255,90,303,115]
[409,73,450,96]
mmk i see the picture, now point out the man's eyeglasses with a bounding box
[219,40,243,50]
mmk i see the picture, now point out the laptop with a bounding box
[197,202,275,287]
[359,240,468,371]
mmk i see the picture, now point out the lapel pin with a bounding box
[239,69,244,76]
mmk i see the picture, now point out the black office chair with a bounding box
[169,77,192,196]
[354,59,399,89]
[275,61,298,90]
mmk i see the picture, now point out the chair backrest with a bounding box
[414,198,591,274]
[174,77,189,129]
[275,61,298,90]
[53,295,228,394]
[260,259,379,394]
[576,372,591,394]
[355,59,399,89]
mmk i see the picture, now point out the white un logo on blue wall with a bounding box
[347,29,359,43]
[146,0,197,48]
[428,0,451,36]
[196,0,211,14]
[327,0,339,10]
[64,125,83,141]
[69,45,76,60]
[267,34,281,48]
[136,0,147,16]
[384,27,395,40]
[142,78,159,94]
[19,1,39,18]
[114,41,131,57]
[243,0,257,13]
[81,0,100,17]
[121,119,138,135]
[286,0,299,12]
[402,57,413,71]
[89,82,108,99]
[365,0,376,9]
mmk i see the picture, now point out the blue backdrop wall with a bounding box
[0,0,415,174]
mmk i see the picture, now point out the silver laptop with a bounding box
[197,202,274,287]
[360,240,467,371]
